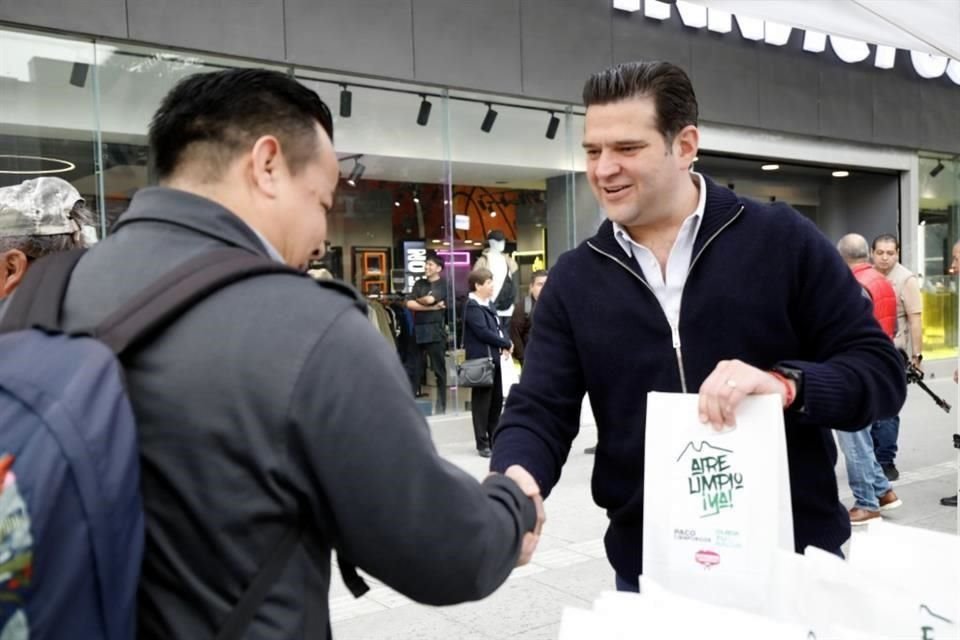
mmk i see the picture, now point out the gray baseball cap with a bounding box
[0,177,84,238]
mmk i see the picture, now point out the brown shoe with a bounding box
[849,507,882,525]
[878,489,902,511]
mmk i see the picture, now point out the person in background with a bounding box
[0,177,94,302]
[407,254,449,413]
[871,233,923,482]
[464,267,512,458]
[835,233,902,524]
[943,240,960,508]
[510,269,548,365]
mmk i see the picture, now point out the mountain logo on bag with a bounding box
[694,549,720,568]
[677,441,745,518]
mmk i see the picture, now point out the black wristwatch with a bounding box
[771,364,805,413]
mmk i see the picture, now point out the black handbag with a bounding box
[457,302,496,387]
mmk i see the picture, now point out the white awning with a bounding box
[683,0,960,61]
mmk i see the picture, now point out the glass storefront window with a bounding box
[0,25,585,420]
[296,73,453,414]
[918,156,960,360]
[92,42,288,230]
[0,28,100,229]
[447,95,576,420]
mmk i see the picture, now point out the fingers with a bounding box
[517,495,545,566]
[698,360,779,430]
[504,465,545,566]
[504,464,540,497]
[698,361,742,430]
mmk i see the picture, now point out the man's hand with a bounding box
[503,465,544,566]
[698,359,793,430]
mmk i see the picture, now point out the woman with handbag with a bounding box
[462,268,512,458]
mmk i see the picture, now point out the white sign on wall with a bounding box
[403,240,426,293]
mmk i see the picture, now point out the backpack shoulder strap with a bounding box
[0,249,86,334]
[94,248,302,356]
[214,527,301,640]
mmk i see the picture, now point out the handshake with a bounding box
[496,465,546,566]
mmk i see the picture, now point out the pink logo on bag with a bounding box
[694,549,720,568]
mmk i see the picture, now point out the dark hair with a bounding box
[149,68,334,182]
[468,268,493,292]
[426,254,444,270]
[872,234,900,251]
[531,270,548,281]
[582,61,698,142]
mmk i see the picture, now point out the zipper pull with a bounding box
[671,323,681,349]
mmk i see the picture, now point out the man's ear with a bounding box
[250,135,284,198]
[673,124,700,169]
[0,249,30,299]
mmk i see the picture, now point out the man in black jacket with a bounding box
[407,253,449,413]
[57,69,541,639]
[491,61,905,591]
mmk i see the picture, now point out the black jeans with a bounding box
[419,340,447,412]
[470,362,503,450]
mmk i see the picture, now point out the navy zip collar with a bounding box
[586,175,744,264]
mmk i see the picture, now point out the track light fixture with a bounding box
[339,84,352,118]
[481,103,498,133]
[930,159,945,177]
[69,63,89,88]
[545,112,560,139]
[417,95,432,126]
[346,157,365,186]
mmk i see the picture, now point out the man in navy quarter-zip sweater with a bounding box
[490,60,906,590]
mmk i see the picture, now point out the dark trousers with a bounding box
[470,362,503,450]
[419,340,447,412]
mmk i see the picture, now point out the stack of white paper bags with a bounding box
[559,520,959,639]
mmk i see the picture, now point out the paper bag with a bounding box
[641,393,794,612]
[500,353,519,397]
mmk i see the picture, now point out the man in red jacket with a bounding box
[836,233,902,524]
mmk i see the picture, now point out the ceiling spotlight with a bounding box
[417,95,432,126]
[442,241,450,246]
[339,85,352,118]
[481,103,498,133]
[346,157,365,186]
[930,159,945,177]
[832,170,849,178]
[413,194,420,204]
[490,210,497,217]
[443,199,449,205]
[761,164,780,171]
[545,112,560,139]
[394,200,400,207]
[431,239,441,244]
